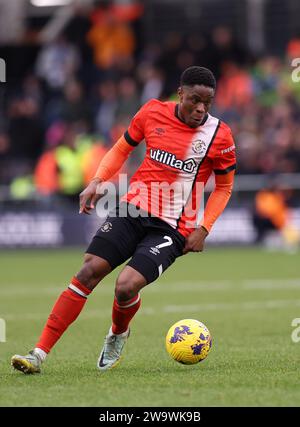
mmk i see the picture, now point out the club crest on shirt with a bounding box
[192,139,207,155]
[100,222,112,232]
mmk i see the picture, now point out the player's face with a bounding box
[177,84,215,128]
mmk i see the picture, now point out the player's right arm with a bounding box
[79,135,135,214]
[79,100,152,214]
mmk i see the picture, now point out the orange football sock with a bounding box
[112,294,141,335]
[35,277,91,353]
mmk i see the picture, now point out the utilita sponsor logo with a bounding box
[150,149,197,173]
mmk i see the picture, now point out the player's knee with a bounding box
[76,254,111,291]
[115,274,141,302]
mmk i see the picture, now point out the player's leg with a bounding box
[97,265,147,370]
[97,228,185,371]
[33,254,111,353]
[11,254,112,374]
[12,209,144,374]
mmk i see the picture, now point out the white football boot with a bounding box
[97,327,130,371]
[11,350,42,374]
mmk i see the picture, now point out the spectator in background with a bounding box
[0,131,11,184]
[156,32,184,96]
[22,74,43,109]
[111,56,136,81]
[161,48,197,102]
[64,4,93,63]
[94,80,118,143]
[185,33,211,69]
[34,122,119,198]
[43,79,92,133]
[209,26,247,78]
[35,124,87,199]
[253,185,299,250]
[138,42,162,67]
[8,96,44,167]
[61,79,92,131]
[252,56,282,107]
[138,65,164,104]
[215,61,253,113]
[286,32,300,62]
[34,144,59,197]
[87,10,135,70]
[35,35,80,94]
[5,95,44,199]
[253,185,289,243]
[115,77,140,121]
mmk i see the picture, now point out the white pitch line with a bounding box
[167,278,300,291]
[163,299,300,313]
[243,279,300,289]
[0,285,116,297]
[146,281,232,293]
[2,309,112,321]
[3,298,300,321]
[1,278,300,297]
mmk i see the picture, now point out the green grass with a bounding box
[1,247,300,406]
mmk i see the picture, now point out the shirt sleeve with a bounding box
[212,128,237,175]
[124,100,152,146]
[94,135,135,181]
[200,170,235,232]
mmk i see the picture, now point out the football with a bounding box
[165,319,212,364]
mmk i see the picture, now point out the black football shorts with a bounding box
[86,202,185,284]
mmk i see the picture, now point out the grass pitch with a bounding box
[0,247,300,407]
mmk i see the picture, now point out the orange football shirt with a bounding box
[122,99,236,237]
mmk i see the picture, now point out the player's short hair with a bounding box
[180,66,216,89]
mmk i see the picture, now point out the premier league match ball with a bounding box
[165,319,212,365]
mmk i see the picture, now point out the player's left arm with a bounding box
[201,170,235,231]
[183,127,236,254]
[182,171,235,254]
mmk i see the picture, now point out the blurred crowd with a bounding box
[1,2,300,200]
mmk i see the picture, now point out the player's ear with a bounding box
[177,86,183,102]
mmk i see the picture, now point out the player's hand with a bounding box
[79,177,103,215]
[182,226,209,254]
